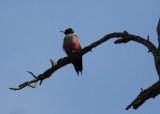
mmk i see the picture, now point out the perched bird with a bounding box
[61,28,83,75]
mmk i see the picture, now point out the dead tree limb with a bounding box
[9,31,157,90]
[126,81,160,110]
[10,19,160,110]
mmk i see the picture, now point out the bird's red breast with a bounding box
[62,29,83,75]
[63,35,81,55]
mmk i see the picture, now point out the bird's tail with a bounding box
[72,56,83,76]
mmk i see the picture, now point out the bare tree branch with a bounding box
[10,31,157,91]
[126,81,160,110]
[9,20,160,110]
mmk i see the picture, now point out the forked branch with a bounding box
[10,31,157,90]
[9,19,160,110]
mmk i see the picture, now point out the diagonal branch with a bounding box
[10,31,158,90]
[9,30,160,110]
[10,31,157,91]
[126,81,160,110]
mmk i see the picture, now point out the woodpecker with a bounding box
[61,28,83,75]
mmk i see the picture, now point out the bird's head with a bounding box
[60,28,75,35]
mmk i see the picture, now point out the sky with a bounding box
[0,0,160,114]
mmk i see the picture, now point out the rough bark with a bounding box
[10,19,160,110]
[126,81,160,110]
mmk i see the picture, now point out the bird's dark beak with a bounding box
[60,31,65,33]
